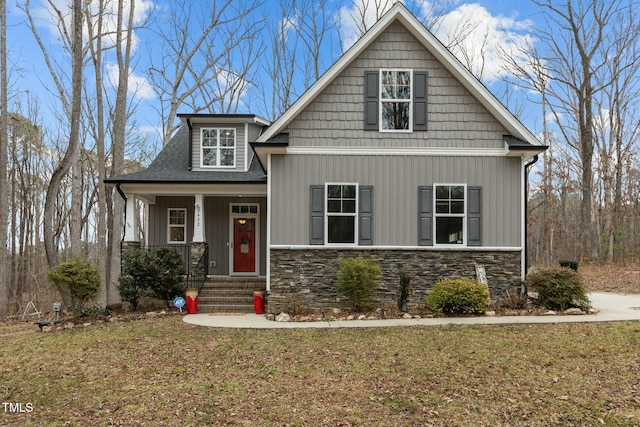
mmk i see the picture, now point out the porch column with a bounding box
[193,194,206,243]
[124,194,139,242]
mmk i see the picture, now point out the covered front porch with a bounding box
[123,191,268,279]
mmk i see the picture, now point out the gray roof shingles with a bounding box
[106,126,266,184]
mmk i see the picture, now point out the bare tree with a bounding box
[0,0,8,319]
[24,0,85,270]
[147,0,264,144]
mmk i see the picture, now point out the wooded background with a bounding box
[1,0,639,319]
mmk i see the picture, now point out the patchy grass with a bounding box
[1,316,640,426]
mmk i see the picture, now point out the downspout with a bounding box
[524,155,539,277]
[115,183,127,242]
[186,117,193,171]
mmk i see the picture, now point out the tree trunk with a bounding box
[0,0,9,319]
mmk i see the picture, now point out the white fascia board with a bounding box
[286,146,509,157]
[119,183,267,197]
[270,244,522,252]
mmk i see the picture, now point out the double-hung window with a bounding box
[168,208,187,244]
[326,184,358,244]
[380,70,412,131]
[434,184,466,245]
[201,128,235,167]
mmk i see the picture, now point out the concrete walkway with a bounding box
[183,292,640,329]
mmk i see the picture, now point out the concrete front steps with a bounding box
[196,276,266,313]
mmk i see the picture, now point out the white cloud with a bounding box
[106,63,156,101]
[428,3,535,83]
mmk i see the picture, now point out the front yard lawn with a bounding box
[1,315,639,426]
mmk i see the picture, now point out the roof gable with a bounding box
[256,2,540,147]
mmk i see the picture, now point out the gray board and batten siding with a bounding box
[270,155,521,247]
[284,22,508,149]
[148,196,267,276]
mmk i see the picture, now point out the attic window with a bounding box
[380,70,412,131]
[201,128,235,167]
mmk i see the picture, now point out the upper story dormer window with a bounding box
[381,70,412,131]
[202,128,235,167]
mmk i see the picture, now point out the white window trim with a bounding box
[325,182,359,246]
[167,208,187,244]
[379,69,413,133]
[200,127,236,168]
[433,183,467,247]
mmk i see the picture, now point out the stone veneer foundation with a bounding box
[268,248,522,313]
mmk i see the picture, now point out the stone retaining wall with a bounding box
[268,248,522,313]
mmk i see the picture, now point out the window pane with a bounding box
[342,185,356,198]
[436,217,463,245]
[342,200,356,213]
[451,186,465,199]
[435,201,449,214]
[232,205,240,213]
[170,227,185,242]
[220,129,235,147]
[381,102,409,130]
[202,129,217,146]
[220,148,234,166]
[169,210,185,225]
[250,206,258,214]
[451,201,464,214]
[327,200,342,213]
[203,148,217,166]
[436,186,449,200]
[327,185,341,198]
[328,216,355,243]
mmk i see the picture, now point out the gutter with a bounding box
[524,155,539,277]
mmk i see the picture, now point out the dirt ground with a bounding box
[578,263,640,294]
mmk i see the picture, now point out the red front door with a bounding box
[233,218,256,273]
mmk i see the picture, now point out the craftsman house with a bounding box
[106,3,546,312]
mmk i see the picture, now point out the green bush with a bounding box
[525,267,589,311]
[559,260,579,271]
[47,258,100,316]
[118,247,186,310]
[337,258,381,311]
[147,247,186,308]
[397,271,412,311]
[119,248,157,311]
[425,278,489,316]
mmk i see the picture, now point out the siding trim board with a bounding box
[286,147,509,157]
[270,245,521,251]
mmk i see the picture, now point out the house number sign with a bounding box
[475,265,488,285]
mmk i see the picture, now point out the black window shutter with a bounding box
[364,71,379,130]
[310,185,325,245]
[467,186,482,246]
[413,71,428,131]
[418,186,433,246]
[359,186,373,245]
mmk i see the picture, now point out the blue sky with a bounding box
[5,0,548,154]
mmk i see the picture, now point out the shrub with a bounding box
[118,248,157,311]
[525,267,589,311]
[425,278,489,316]
[500,288,528,310]
[397,271,412,311]
[337,258,381,312]
[118,247,186,310]
[559,260,579,271]
[47,258,100,316]
[147,247,186,308]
